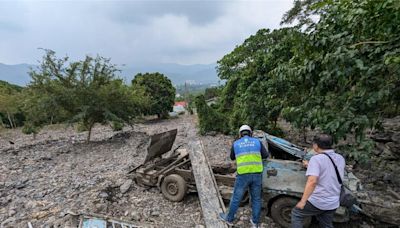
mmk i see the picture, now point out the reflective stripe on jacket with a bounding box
[233,136,263,174]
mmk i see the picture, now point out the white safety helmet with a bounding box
[239,125,252,134]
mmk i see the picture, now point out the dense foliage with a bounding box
[195,95,227,135]
[0,81,24,128]
[24,50,148,141]
[203,0,400,160]
[132,72,175,119]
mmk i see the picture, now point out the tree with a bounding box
[131,72,175,118]
[278,0,400,159]
[204,86,222,100]
[208,0,399,161]
[27,50,144,141]
[195,95,228,134]
[216,28,303,135]
[0,81,24,128]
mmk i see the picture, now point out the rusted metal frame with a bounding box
[142,154,180,173]
[158,157,190,176]
[173,168,194,179]
[214,174,235,186]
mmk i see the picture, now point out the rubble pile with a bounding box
[368,116,400,189]
[0,118,204,228]
[3,114,398,227]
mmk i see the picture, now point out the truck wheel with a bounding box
[161,174,187,202]
[271,197,311,228]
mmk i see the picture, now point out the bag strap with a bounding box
[322,153,343,185]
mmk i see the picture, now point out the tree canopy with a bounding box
[25,50,146,141]
[131,72,175,118]
[199,0,400,160]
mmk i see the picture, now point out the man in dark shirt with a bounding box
[220,125,268,227]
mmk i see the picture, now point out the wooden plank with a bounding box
[188,128,228,228]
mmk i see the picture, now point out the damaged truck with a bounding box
[131,129,400,227]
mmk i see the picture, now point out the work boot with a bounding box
[219,213,233,226]
[250,219,259,228]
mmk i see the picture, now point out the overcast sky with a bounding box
[0,0,294,65]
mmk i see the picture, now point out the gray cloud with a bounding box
[0,0,294,65]
[106,1,226,25]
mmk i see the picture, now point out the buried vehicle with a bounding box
[132,129,400,227]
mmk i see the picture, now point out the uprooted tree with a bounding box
[26,49,146,141]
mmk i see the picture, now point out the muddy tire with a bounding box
[161,174,187,202]
[271,197,311,228]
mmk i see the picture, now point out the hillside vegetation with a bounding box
[196,0,400,161]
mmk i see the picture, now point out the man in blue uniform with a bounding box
[220,125,268,227]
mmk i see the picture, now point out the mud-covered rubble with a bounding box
[4,114,398,227]
[0,117,204,228]
[0,115,278,227]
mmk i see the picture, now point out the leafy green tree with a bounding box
[204,86,222,100]
[217,28,303,135]
[27,50,144,141]
[0,81,24,128]
[279,0,400,160]
[210,0,400,161]
[195,95,228,134]
[131,72,175,118]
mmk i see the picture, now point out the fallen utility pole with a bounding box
[188,126,228,228]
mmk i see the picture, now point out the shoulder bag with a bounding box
[322,153,357,208]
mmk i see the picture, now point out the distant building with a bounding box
[174,101,187,107]
[172,101,187,115]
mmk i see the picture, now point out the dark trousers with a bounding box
[291,201,336,228]
[226,173,262,224]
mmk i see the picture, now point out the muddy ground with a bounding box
[0,115,398,227]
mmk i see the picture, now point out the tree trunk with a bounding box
[7,112,14,129]
[0,116,5,128]
[87,122,95,142]
[302,126,307,143]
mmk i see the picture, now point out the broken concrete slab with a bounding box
[187,126,227,228]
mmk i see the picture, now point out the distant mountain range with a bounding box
[0,62,220,86]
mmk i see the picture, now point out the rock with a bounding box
[380,145,397,160]
[8,209,17,217]
[130,211,141,221]
[392,133,400,142]
[150,210,160,217]
[96,203,107,212]
[120,179,133,194]
[205,131,217,136]
[195,225,205,228]
[1,217,16,227]
[386,142,400,157]
[370,132,393,142]
[98,192,109,199]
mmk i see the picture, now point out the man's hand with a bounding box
[295,200,306,209]
[302,160,309,168]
